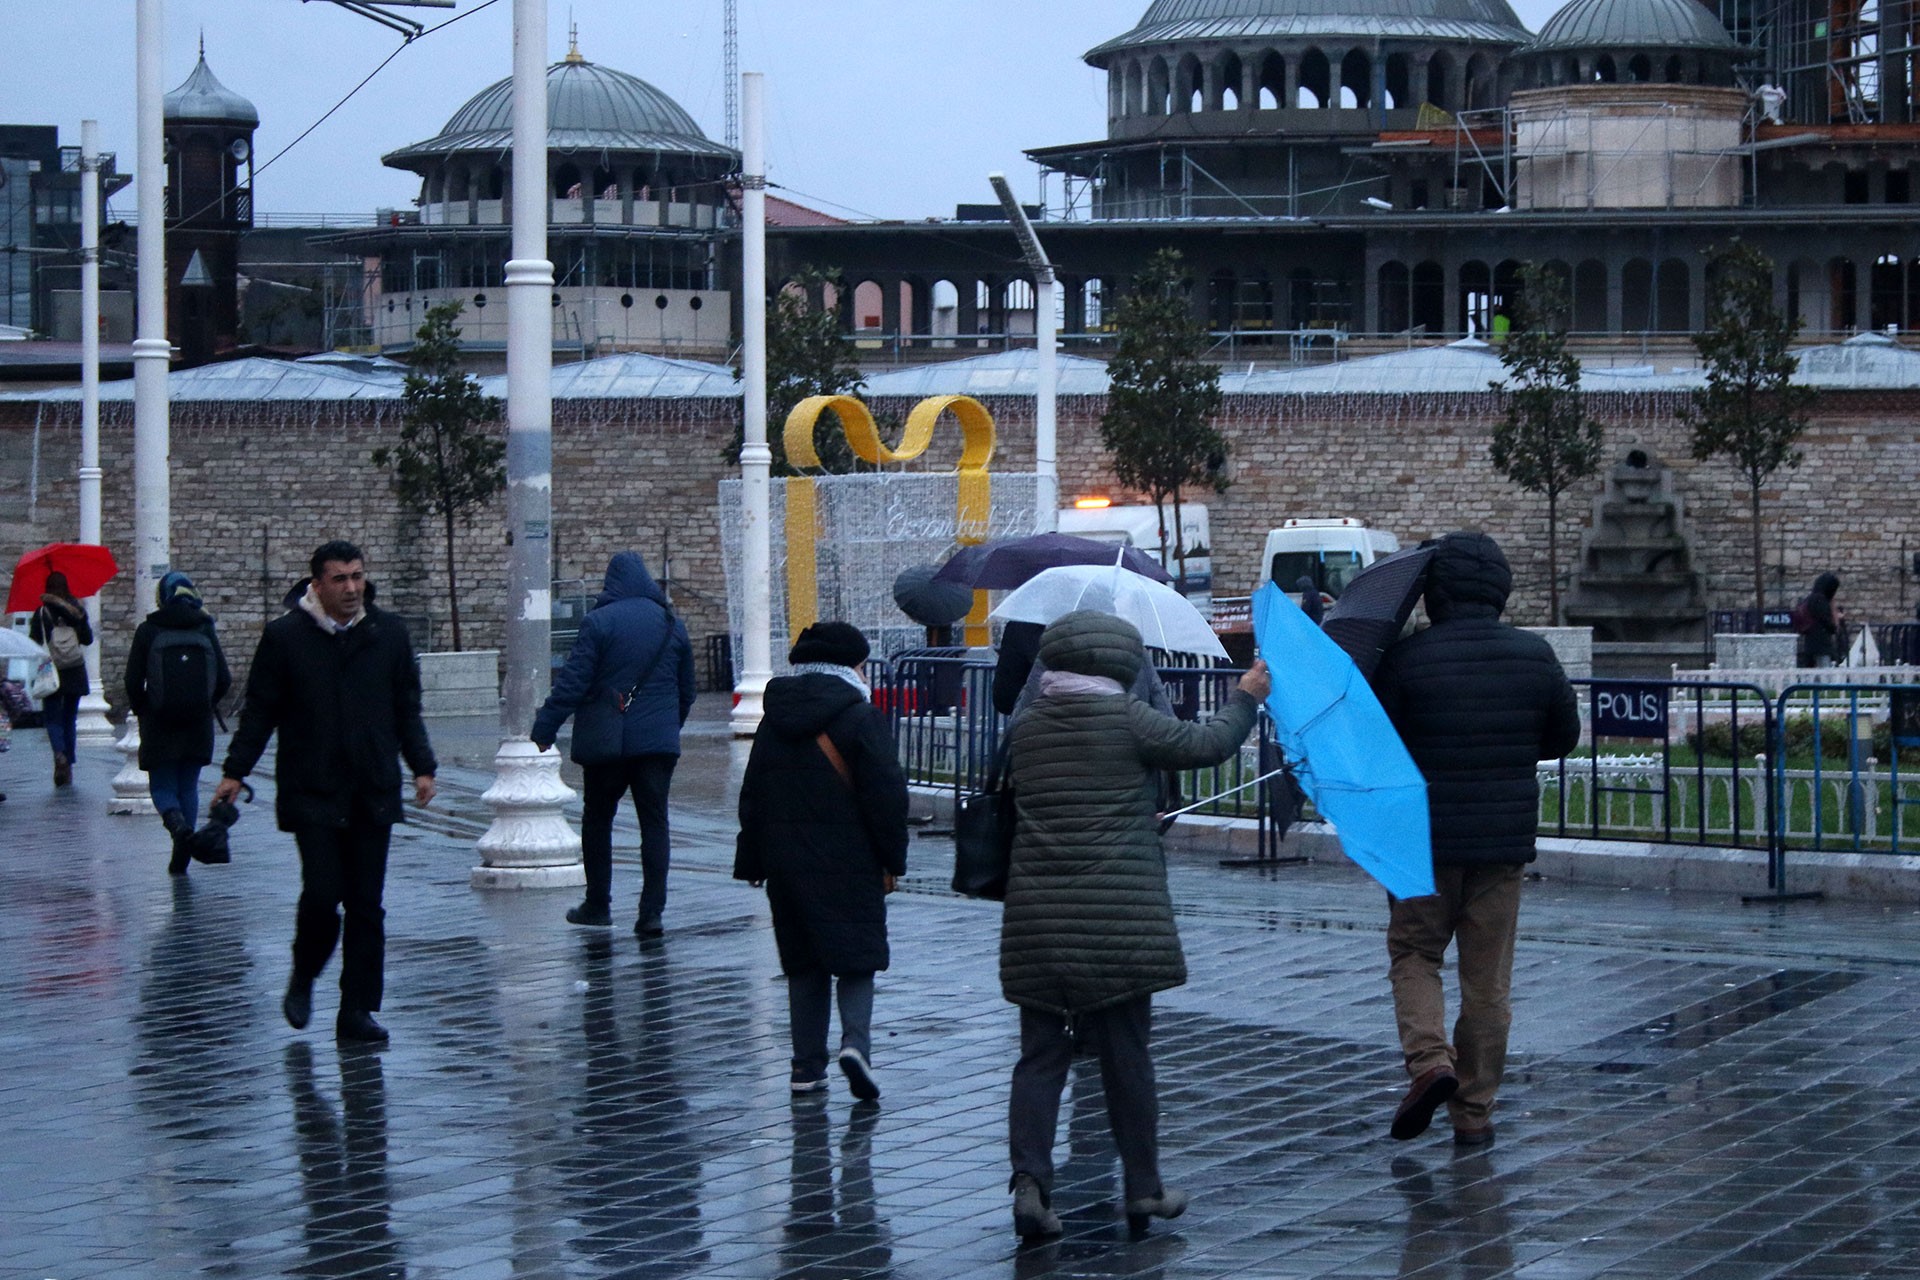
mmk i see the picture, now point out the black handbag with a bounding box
[951,739,1014,901]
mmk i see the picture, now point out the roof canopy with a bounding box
[1087,0,1533,60]
[383,57,736,171]
[1518,0,1740,54]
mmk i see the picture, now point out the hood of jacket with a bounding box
[1423,532,1511,623]
[1814,572,1841,599]
[596,551,666,610]
[762,671,866,740]
[1036,610,1145,684]
[149,597,212,630]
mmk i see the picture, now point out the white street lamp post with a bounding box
[74,120,114,746]
[731,71,771,737]
[474,0,582,887]
[989,172,1058,531]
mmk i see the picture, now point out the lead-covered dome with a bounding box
[1087,0,1534,59]
[383,55,735,170]
[164,52,259,126]
[1519,0,1741,53]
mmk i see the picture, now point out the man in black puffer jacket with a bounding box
[1372,531,1580,1148]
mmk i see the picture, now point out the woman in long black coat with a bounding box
[735,622,908,1101]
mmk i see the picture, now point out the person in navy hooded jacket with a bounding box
[532,552,696,935]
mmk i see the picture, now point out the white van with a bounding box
[1058,501,1211,604]
[1258,517,1400,600]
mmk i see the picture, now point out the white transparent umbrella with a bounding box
[0,630,49,661]
[989,563,1229,660]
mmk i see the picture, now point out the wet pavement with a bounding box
[8,702,1920,1278]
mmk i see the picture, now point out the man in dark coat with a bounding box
[1372,531,1580,1148]
[734,622,908,1101]
[124,570,232,874]
[532,551,696,935]
[1797,571,1843,668]
[216,540,438,1045]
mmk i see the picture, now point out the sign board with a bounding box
[1591,680,1670,739]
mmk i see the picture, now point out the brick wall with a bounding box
[2,382,1914,712]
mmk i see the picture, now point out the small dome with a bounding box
[163,51,259,126]
[1087,0,1533,58]
[384,56,735,170]
[1520,0,1740,53]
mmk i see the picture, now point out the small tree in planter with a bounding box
[372,300,505,650]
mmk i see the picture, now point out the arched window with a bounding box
[853,280,883,332]
[1628,54,1652,82]
[1379,261,1412,333]
[1148,57,1171,115]
[1384,53,1411,110]
[1595,54,1618,83]
[1217,52,1243,110]
[1830,256,1859,330]
[1258,51,1285,110]
[1298,48,1330,108]
[1209,269,1238,330]
[1459,259,1492,335]
[1871,253,1904,330]
[1177,54,1203,113]
[552,162,581,199]
[447,167,470,202]
[1425,53,1452,108]
[1656,257,1689,331]
[1574,259,1608,331]
[1341,50,1371,109]
[1411,260,1445,332]
[1621,258,1655,331]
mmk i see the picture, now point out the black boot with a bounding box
[161,809,192,876]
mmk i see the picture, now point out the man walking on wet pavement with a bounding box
[216,540,438,1045]
[1372,531,1580,1147]
[532,550,695,937]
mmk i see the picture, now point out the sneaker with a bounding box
[1125,1186,1191,1234]
[565,902,612,927]
[838,1046,880,1101]
[789,1074,829,1095]
[1391,1065,1459,1141]
[1012,1173,1062,1240]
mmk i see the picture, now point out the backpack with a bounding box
[40,608,84,669]
[1790,598,1817,635]
[146,626,218,724]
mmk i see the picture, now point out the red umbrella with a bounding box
[7,543,119,613]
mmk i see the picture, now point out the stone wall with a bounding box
[2,380,1914,713]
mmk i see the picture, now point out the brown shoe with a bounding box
[1454,1124,1496,1148]
[52,752,71,787]
[1391,1065,1459,1140]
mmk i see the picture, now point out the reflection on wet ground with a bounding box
[8,706,1920,1277]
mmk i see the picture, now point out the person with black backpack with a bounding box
[125,571,232,874]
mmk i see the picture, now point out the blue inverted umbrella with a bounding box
[1253,581,1435,900]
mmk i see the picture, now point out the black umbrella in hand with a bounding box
[1321,544,1436,678]
[182,781,254,865]
[932,533,1172,590]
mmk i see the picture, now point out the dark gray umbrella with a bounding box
[932,533,1172,590]
[1321,544,1436,679]
[892,563,976,627]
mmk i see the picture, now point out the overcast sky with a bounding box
[6,0,1566,222]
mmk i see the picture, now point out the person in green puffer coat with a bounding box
[999,610,1269,1240]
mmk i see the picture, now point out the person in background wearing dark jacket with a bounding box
[1002,611,1269,1240]
[30,570,93,787]
[216,541,437,1046]
[734,622,908,1101]
[125,571,232,874]
[532,551,696,936]
[1798,571,1844,668]
[1372,532,1580,1149]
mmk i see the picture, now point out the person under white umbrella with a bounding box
[989,561,1228,662]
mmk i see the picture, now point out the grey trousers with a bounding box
[1008,996,1160,1203]
[787,970,874,1081]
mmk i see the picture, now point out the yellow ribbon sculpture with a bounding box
[782,394,997,647]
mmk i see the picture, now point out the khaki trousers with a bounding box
[1386,863,1524,1129]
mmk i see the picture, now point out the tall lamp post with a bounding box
[113,0,170,815]
[473,0,582,887]
[989,173,1058,532]
[74,120,115,746]
[731,71,771,736]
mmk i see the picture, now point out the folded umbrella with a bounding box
[1253,581,1434,899]
[7,542,119,613]
[990,562,1226,660]
[1321,544,1436,679]
[933,532,1172,590]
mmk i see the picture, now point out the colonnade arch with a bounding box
[1109,41,1513,119]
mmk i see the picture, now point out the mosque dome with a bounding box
[1086,0,1534,59]
[163,50,259,126]
[1519,0,1741,54]
[383,53,736,171]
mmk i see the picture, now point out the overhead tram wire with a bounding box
[166,0,506,231]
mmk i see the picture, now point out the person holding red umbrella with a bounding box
[28,571,93,787]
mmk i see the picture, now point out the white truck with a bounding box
[1057,501,1212,609]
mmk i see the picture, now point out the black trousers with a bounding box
[1008,996,1161,1203]
[580,754,676,920]
[291,821,393,1011]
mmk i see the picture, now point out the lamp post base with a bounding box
[730,674,768,738]
[471,739,583,890]
[107,720,153,815]
[75,694,116,746]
